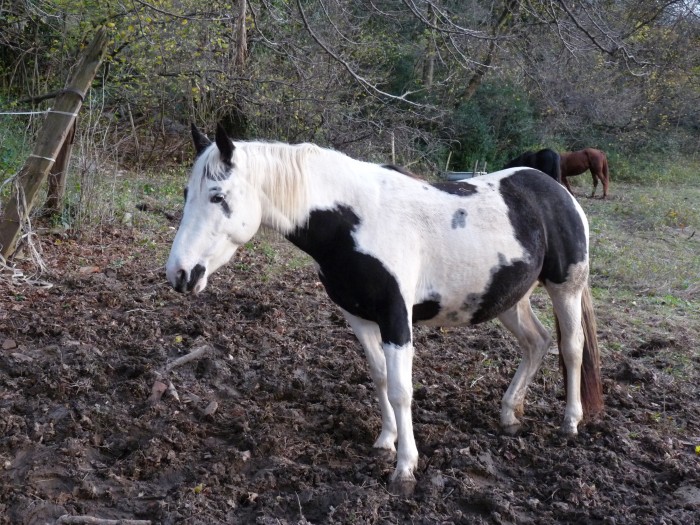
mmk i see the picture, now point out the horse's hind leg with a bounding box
[590,170,599,198]
[497,291,553,434]
[545,278,586,434]
[342,310,397,451]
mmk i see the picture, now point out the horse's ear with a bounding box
[191,123,211,156]
[215,123,235,166]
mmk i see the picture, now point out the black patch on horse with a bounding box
[504,170,586,284]
[431,181,478,196]
[381,164,420,179]
[469,255,537,324]
[413,300,441,322]
[452,209,467,229]
[413,291,442,322]
[469,170,586,323]
[286,205,411,346]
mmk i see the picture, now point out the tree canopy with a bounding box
[1,0,698,173]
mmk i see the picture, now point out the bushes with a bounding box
[0,100,32,178]
[444,81,538,171]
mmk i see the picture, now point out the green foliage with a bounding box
[0,98,30,176]
[1,0,699,214]
[446,81,537,171]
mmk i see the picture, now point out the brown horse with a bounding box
[560,148,610,198]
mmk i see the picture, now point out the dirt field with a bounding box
[1,218,699,524]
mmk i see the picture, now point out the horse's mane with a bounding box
[198,140,320,231]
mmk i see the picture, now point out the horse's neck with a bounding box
[304,152,382,211]
[258,147,374,232]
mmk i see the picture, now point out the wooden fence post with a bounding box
[0,27,109,259]
[45,120,77,217]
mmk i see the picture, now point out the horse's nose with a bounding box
[173,269,188,293]
[171,264,206,293]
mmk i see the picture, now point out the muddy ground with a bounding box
[1,222,699,524]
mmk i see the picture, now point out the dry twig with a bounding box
[150,344,213,404]
[56,515,152,525]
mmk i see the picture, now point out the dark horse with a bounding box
[560,148,610,198]
[503,148,561,184]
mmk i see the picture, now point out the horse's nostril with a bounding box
[174,269,188,293]
[187,264,206,292]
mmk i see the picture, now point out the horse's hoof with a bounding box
[559,422,579,436]
[501,422,522,435]
[389,476,417,497]
[371,447,396,463]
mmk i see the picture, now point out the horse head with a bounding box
[165,124,263,294]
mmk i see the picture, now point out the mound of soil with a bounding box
[1,227,698,524]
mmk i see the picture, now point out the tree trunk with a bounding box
[422,4,435,89]
[235,0,248,69]
[455,1,516,105]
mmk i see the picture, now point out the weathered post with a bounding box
[0,27,109,258]
[45,120,77,217]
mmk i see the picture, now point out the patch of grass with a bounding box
[582,182,700,299]
[247,233,314,280]
[610,153,700,185]
[578,180,699,375]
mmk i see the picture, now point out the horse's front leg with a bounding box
[342,311,397,451]
[345,310,418,489]
[384,341,418,485]
[562,175,574,195]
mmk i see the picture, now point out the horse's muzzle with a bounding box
[172,264,206,293]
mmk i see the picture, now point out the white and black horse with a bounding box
[166,124,603,489]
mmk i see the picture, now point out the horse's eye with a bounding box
[210,193,225,204]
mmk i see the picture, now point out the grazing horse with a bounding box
[503,148,562,184]
[560,148,610,198]
[166,124,604,490]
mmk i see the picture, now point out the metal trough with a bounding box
[443,171,483,181]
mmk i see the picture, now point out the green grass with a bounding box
[576,179,699,383]
[581,181,700,300]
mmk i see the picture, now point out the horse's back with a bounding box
[412,168,587,325]
[561,148,606,175]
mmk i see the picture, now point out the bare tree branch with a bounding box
[295,0,428,106]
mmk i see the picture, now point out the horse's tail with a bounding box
[602,154,610,184]
[554,154,562,184]
[555,285,604,417]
